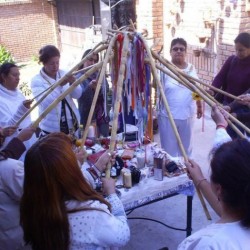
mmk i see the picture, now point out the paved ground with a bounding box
[122,104,220,250]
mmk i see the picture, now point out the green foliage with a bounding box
[19,81,32,97]
[0,45,15,65]
[31,54,39,63]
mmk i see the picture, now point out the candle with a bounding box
[137,151,145,169]
[87,125,95,138]
[123,171,132,188]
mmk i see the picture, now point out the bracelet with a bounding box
[216,124,226,130]
[195,178,207,188]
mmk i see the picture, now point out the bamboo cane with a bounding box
[15,44,108,128]
[31,62,103,129]
[129,19,136,31]
[152,51,250,135]
[30,85,54,102]
[155,61,245,138]
[72,62,100,75]
[157,56,250,137]
[108,28,134,34]
[105,34,130,177]
[174,66,246,138]
[139,35,212,220]
[154,52,241,102]
[30,63,100,102]
[158,61,245,137]
[80,35,118,155]
[176,69,245,137]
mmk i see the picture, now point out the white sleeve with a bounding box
[0,159,24,201]
[69,83,82,99]
[0,102,28,127]
[213,128,232,150]
[93,199,130,247]
[31,76,62,112]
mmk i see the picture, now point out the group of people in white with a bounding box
[1,35,250,249]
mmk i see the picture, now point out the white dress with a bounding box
[157,63,198,157]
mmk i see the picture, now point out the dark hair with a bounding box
[38,45,60,64]
[78,49,99,70]
[0,62,18,82]
[234,32,250,48]
[210,139,250,228]
[20,132,111,250]
[170,38,187,51]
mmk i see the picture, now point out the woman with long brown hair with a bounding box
[20,132,130,250]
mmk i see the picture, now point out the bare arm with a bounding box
[186,159,222,216]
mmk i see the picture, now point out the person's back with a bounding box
[20,133,130,250]
[67,197,129,249]
[0,128,34,250]
[0,158,26,250]
[178,221,250,249]
[180,138,250,250]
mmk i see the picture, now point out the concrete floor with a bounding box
[122,104,220,250]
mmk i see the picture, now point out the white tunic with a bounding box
[178,221,250,250]
[0,84,37,159]
[31,69,82,133]
[158,63,198,120]
[0,158,30,250]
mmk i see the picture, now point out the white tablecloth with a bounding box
[119,174,194,211]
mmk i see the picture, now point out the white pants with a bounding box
[158,115,194,157]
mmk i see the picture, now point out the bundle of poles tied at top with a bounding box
[14,21,250,221]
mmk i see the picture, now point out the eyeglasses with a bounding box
[172,47,186,52]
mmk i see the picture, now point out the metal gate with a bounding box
[56,0,101,57]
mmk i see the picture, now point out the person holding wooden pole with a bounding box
[76,49,110,137]
[210,32,250,139]
[30,45,82,137]
[157,38,203,157]
[178,105,250,249]
[0,63,37,160]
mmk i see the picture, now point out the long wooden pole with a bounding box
[81,35,118,151]
[139,35,211,219]
[31,62,103,128]
[152,52,250,136]
[155,61,245,138]
[106,34,130,177]
[152,51,241,102]
[15,44,108,127]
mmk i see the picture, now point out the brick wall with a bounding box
[0,0,58,62]
[135,0,163,51]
